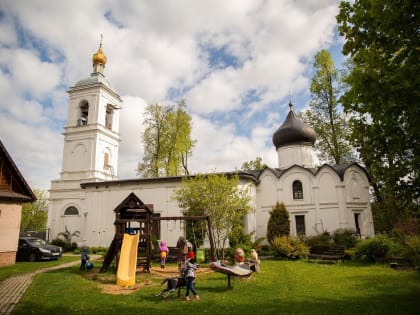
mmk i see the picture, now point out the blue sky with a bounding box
[0,0,345,190]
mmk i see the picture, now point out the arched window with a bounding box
[78,101,89,126]
[64,206,79,215]
[292,180,303,200]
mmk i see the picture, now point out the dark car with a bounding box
[16,237,62,262]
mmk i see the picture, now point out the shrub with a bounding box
[332,229,358,248]
[267,202,290,244]
[403,235,420,268]
[271,236,309,259]
[355,234,404,262]
[229,226,253,249]
[51,238,66,248]
[89,247,108,255]
[306,232,332,247]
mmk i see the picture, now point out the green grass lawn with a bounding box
[0,255,80,282]
[8,260,420,315]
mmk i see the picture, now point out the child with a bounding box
[80,247,90,271]
[250,248,261,273]
[183,252,199,301]
[176,236,188,270]
[159,240,169,269]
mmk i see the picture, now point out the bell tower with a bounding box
[59,37,121,181]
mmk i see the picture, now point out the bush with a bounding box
[51,238,66,248]
[89,247,108,255]
[271,236,309,259]
[306,232,332,247]
[50,238,78,252]
[229,226,253,249]
[403,235,420,268]
[267,202,290,244]
[332,229,358,248]
[355,234,404,263]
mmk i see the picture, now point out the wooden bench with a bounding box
[308,245,345,262]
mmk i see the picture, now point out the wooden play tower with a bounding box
[100,192,216,273]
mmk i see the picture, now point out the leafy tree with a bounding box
[337,0,420,231]
[267,202,290,244]
[137,101,195,177]
[57,226,80,244]
[299,49,355,164]
[241,157,267,171]
[20,189,47,232]
[173,173,252,259]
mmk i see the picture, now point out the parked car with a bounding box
[16,237,62,262]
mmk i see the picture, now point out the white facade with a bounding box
[48,45,374,248]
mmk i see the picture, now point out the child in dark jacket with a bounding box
[80,247,90,270]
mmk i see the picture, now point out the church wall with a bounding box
[78,182,188,247]
[254,165,375,240]
[342,165,374,237]
[50,176,259,248]
[239,180,257,238]
[255,171,278,241]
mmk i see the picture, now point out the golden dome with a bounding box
[92,46,107,65]
[92,35,107,65]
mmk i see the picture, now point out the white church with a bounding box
[47,43,375,248]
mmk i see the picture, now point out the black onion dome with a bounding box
[272,103,316,149]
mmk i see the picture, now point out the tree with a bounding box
[137,101,195,177]
[267,202,290,244]
[173,173,252,259]
[57,226,80,244]
[20,189,48,232]
[337,0,420,231]
[299,49,355,165]
[241,157,267,171]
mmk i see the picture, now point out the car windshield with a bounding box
[27,238,47,246]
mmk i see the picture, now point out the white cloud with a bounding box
[0,115,62,190]
[0,0,342,190]
[117,95,148,179]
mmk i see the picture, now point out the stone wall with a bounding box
[0,251,16,267]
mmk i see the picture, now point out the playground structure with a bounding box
[100,192,216,274]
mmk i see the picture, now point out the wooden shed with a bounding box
[0,141,36,267]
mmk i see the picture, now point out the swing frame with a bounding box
[100,192,216,273]
[152,215,216,262]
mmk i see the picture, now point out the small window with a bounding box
[295,215,306,236]
[78,101,89,126]
[64,206,79,215]
[354,213,361,235]
[292,180,303,200]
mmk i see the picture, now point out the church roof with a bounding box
[80,171,261,189]
[73,73,112,89]
[272,102,316,149]
[261,162,370,182]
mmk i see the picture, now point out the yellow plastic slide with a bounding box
[117,233,140,287]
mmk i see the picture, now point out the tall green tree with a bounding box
[267,202,290,244]
[241,157,267,171]
[337,0,420,231]
[299,49,354,164]
[173,173,252,259]
[137,102,195,177]
[20,189,47,232]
